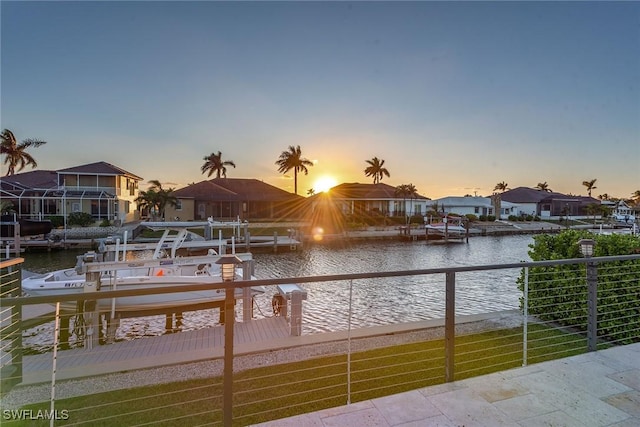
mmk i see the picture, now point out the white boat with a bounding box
[610,202,636,227]
[424,216,467,239]
[611,212,636,227]
[22,221,264,312]
[21,253,263,310]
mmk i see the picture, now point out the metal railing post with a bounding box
[587,261,598,351]
[242,260,253,322]
[445,271,455,382]
[347,279,353,405]
[223,286,235,427]
[523,267,529,366]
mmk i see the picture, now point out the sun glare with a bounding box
[313,176,338,193]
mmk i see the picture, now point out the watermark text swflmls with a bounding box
[3,409,70,421]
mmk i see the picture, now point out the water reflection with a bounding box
[20,235,534,351]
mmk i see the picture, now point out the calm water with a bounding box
[19,235,535,351]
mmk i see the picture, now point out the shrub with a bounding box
[518,230,640,344]
[68,212,95,227]
[99,219,111,227]
[408,215,424,225]
[47,216,64,228]
[465,214,477,222]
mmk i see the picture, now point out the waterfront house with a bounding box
[304,183,431,235]
[500,187,600,219]
[164,178,305,221]
[428,196,519,220]
[0,162,143,224]
[311,182,431,218]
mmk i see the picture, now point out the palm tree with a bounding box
[582,179,597,197]
[135,188,159,220]
[307,188,316,196]
[395,184,410,217]
[364,157,390,184]
[535,182,552,192]
[395,183,419,222]
[275,145,314,195]
[1,129,47,176]
[135,180,178,221]
[630,190,640,207]
[0,200,15,214]
[201,151,236,178]
[493,182,509,192]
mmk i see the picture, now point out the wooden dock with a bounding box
[19,316,291,385]
[11,311,518,387]
[3,235,302,254]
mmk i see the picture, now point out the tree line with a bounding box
[2,128,640,208]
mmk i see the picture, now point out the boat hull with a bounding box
[0,216,53,237]
[22,269,264,312]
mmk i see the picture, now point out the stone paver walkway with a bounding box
[253,342,640,427]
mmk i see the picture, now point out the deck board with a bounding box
[19,316,290,385]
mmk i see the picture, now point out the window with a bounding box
[72,202,81,212]
[176,200,183,211]
[44,199,57,215]
[91,200,109,219]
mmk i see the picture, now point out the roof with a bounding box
[172,180,238,201]
[501,187,598,204]
[501,187,574,203]
[326,183,430,200]
[0,170,58,190]
[57,161,143,180]
[173,178,304,202]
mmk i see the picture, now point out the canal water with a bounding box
[19,235,535,352]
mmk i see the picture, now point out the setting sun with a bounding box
[313,176,338,193]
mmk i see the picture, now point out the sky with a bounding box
[1,1,639,200]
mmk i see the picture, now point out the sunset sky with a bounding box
[2,1,638,200]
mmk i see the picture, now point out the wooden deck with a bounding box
[19,316,291,385]
[7,311,521,387]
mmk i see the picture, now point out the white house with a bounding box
[429,196,519,220]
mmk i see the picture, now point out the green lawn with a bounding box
[8,323,597,426]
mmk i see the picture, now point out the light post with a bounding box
[578,238,595,258]
[216,254,242,282]
[216,254,242,427]
[578,239,598,351]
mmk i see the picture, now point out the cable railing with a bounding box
[1,254,639,426]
